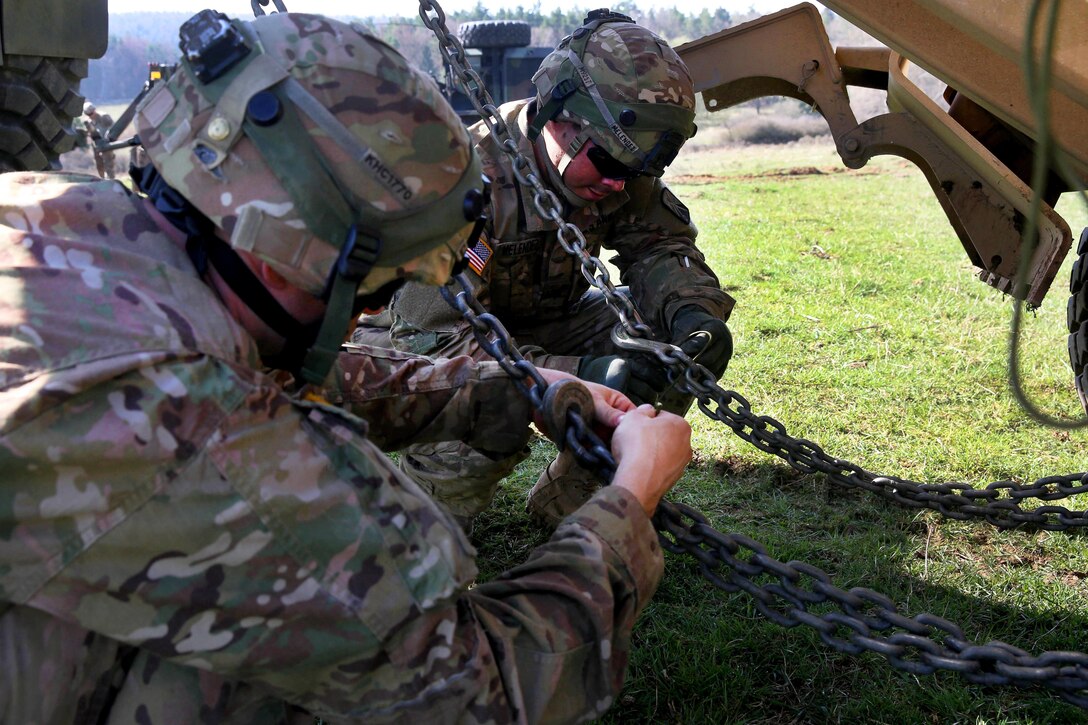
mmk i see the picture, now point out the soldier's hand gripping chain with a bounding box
[625,306,733,404]
[670,306,733,372]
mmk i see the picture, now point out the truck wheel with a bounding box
[458,20,532,49]
[0,54,88,172]
[1066,226,1088,413]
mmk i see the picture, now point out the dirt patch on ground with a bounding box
[669,165,884,185]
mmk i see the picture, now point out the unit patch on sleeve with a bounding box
[661,187,691,224]
[465,234,493,275]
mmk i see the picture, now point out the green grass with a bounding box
[470,140,1088,723]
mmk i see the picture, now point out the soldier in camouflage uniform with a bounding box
[0,11,694,723]
[354,10,734,525]
[80,100,117,179]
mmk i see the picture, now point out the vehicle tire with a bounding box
[1066,226,1088,413]
[0,54,88,172]
[458,20,532,49]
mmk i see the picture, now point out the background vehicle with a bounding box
[439,19,551,125]
[0,0,108,171]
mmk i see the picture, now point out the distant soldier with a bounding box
[355,10,734,526]
[80,101,116,179]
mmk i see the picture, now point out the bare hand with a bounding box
[610,404,692,517]
[536,368,635,432]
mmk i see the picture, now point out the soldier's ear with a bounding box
[255,260,289,291]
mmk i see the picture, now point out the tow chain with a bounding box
[417,0,1088,531]
[441,272,1088,709]
[419,0,1088,708]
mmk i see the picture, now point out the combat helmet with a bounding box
[135,11,486,384]
[528,9,697,179]
[83,101,96,115]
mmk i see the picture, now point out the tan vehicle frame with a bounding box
[676,1,1087,308]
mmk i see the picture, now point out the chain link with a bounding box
[439,278,617,481]
[653,501,1088,708]
[418,0,1088,707]
[419,0,651,337]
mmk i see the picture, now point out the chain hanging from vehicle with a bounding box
[1005,0,1088,430]
[419,0,1088,708]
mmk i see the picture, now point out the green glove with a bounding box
[576,354,630,393]
[669,306,733,374]
[624,306,733,399]
[577,353,662,405]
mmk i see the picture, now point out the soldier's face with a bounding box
[563,142,629,202]
[540,120,625,202]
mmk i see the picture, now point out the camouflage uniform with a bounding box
[0,13,667,724]
[0,170,663,723]
[80,105,117,179]
[354,97,733,517]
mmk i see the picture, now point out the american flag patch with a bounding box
[464,234,493,275]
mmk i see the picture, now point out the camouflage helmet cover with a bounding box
[531,11,697,177]
[136,12,482,297]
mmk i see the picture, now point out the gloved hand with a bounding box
[577,353,662,406]
[625,307,733,401]
[576,354,631,394]
[669,306,733,376]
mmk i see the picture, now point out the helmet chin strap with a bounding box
[133,163,323,376]
[200,237,323,375]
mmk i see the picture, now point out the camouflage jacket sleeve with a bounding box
[2,357,662,724]
[607,176,735,334]
[323,342,533,456]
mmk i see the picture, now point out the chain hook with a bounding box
[251,0,289,17]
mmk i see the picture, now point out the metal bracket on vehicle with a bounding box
[676,2,1075,307]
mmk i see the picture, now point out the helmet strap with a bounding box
[299,270,356,386]
[134,160,325,375]
[558,129,589,177]
[528,77,578,142]
[199,234,325,376]
[298,224,381,385]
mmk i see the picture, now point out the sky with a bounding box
[106,0,812,18]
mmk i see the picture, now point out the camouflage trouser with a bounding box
[93,150,116,180]
[352,288,725,518]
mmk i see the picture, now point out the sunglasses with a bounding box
[586,144,644,181]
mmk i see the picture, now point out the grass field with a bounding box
[468,140,1088,723]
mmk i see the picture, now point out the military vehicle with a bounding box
[439,19,550,125]
[674,1,1088,411]
[0,0,108,171]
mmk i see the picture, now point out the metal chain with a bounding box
[656,339,1088,531]
[654,500,1088,709]
[439,278,617,481]
[419,0,651,337]
[250,0,289,15]
[418,0,1088,707]
[442,250,1088,710]
[419,0,1088,533]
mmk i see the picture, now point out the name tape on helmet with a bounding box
[608,123,641,157]
[573,57,642,158]
[362,149,413,203]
